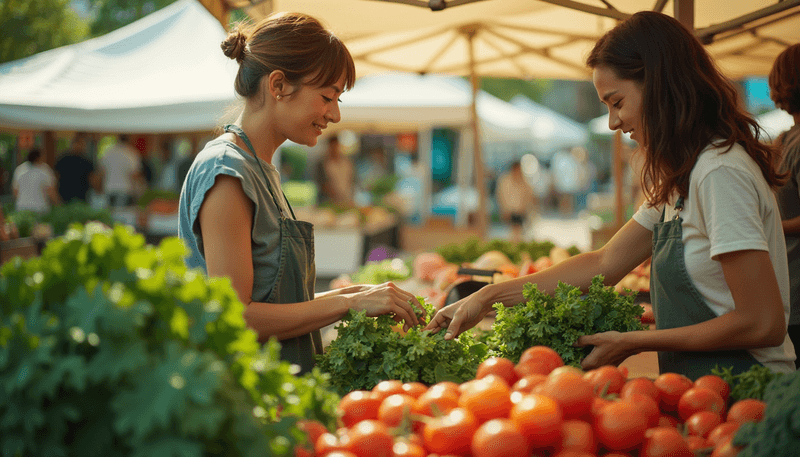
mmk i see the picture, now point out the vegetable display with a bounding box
[711,364,785,402]
[733,369,800,457]
[0,223,338,457]
[488,275,647,366]
[435,237,580,265]
[350,258,411,285]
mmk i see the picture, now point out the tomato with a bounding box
[401,382,428,399]
[538,368,595,420]
[372,380,405,402]
[654,373,693,413]
[726,398,766,425]
[315,432,350,456]
[623,392,661,428]
[414,385,459,417]
[678,387,726,422]
[518,345,564,374]
[431,381,461,396]
[378,394,415,428]
[557,420,596,453]
[594,400,648,452]
[590,396,612,420]
[459,374,513,423]
[707,421,740,447]
[338,391,381,428]
[509,393,563,450]
[711,435,743,457]
[685,410,723,438]
[422,407,478,456]
[477,356,519,387]
[694,375,731,404]
[319,452,357,457]
[297,419,329,449]
[621,377,661,404]
[640,426,693,457]
[345,420,394,457]
[294,446,313,457]
[685,435,711,453]
[471,418,529,457]
[391,440,426,457]
[657,414,679,428]
[583,365,626,395]
[512,373,547,395]
[551,451,595,457]
[514,359,553,378]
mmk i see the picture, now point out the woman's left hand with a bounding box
[576,331,636,370]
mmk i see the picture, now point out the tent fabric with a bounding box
[0,0,239,133]
[510,94,588,156]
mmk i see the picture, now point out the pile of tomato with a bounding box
[295,346,765,457]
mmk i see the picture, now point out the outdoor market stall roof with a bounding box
[0,0,239,133]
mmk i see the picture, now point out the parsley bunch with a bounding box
[712,364,785,402]
[316,299,488,395]
[488,275,647,366]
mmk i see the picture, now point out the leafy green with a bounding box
[0,223,339,456]
[733,369,800,457]
[711,364,786,402]
[488,275,647,366]
[350,258,411,285]
[5,200,113,238]
[435,237,580,264]
[316,299,487,395]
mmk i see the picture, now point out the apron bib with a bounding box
[224,125,322,374]
[650,195,761,380]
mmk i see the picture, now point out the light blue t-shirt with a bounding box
[178,137,292,303]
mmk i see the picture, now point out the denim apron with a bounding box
[224,125,322,374]
[650,195,762,380]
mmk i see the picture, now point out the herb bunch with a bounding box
[711,364,786,402]
[733,369,800,457]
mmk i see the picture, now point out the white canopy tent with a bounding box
[0,0,238,133]
[510,94,588,159]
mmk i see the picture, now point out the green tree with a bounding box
[480,77,552,104]
[87,0,178,37]
[0,0,89,64]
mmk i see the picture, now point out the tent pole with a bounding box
[674,0,695,31]
[466,28,487,239]
[613,130,625,230]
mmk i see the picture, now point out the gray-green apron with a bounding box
[224,125,323,374]
[650,195,762,380]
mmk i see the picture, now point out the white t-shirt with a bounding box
[12,162,55,213]
[632,141,796,373]
[101,143,141,194]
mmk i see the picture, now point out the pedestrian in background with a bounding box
[316,135,355,206]
[55,132,99,203]
[496,159,535,242]
[770,42,800,366]
[100,134,142,207]
[12,148,60,214]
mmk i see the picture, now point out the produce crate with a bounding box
[0,237,38,265]
[400,217,482,253]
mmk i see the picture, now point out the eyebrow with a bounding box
[600,90,618,103]
[330,85,343,94]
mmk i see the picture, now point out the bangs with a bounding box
[306,38,357,91]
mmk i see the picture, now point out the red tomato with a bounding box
[377,394,415,428]
[685,435,711,453]
[400,382,428,399]
[338,391,381,428]
[711,435,744,457]
[458,375,513,423]
[623,393,661,428]
[594,400,648,452]
[678,387,726,422]
[514,359,553,378]
[621,377,661,404]
[583,365,626,395]
[372,380,405,402]
[391,441,425,457]
[297,419,328,449]
[422,408,478,456]
[685,411,723,438]
[315,432,350,456]
[658,414,679,428]
[641,426,693,457]
[414,385,459,417]
[557,420,596,453]
[654,373,694,413]
[538,368,595,420]
[694,375,731,404]
[471,418,529,457]
[345,420,394,457]
[590,396,612,420]
[707,421,740,447]
[477,356,519,387]
[319,452,357,457]
[510,393,563,450]
[512,373,548,395]
[726,398,766,425]
[551,451,595,457]
[518,345,564,374]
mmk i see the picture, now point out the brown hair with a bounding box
[769,43,800,115]
[221,12,356,100]
[587,11,785,207]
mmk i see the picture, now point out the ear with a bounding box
[266,70,287,100]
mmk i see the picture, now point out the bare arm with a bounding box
[199,175,422,343]
[579,249,787,368]
[782,216,800,235]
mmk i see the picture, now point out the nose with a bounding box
[326,100,341,124]
[607,111,622,132]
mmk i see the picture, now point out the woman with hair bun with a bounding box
[179,12,424,373]
[426,11,796,378]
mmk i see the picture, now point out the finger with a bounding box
[423,310,448,333]
[443,310,465,341]
[574,335,590,347]
[391,298,419,329]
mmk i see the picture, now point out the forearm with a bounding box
[243,294,352,342]
[782,215,800,234]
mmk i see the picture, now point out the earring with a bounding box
[276,95,282,100]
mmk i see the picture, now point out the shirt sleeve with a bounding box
[698,165,769,259]
[631,199,661,231]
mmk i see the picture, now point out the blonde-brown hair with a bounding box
[221,12,356,99]
[769,44,800,115]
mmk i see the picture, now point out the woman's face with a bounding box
[277,74,345,147]
[593,65,644,145]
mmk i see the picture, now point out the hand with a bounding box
[423,291,491,340]
[576,331,636,370]
[347,282,426,331]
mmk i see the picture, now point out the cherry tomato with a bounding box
[414,385,459,417]
[557,420,596,453]
[707,421,740,447]
[519,345,565,374]
[471,418,529,457]
[623,392,661,428]
[694,375,731,404]
[657,414,679,428]
[345,420,394,457]
[514,359,553,378]
[377,394,415,428]
[654,373,693,413]
[685,410,723,438]
[583,365,626,395]
[621,377,661,404]
[297,419,328,449]
[711,435,743,457]
[400,382,428,399]
[590,396,612,420]
[510,393,563,450]
[726,398,766,425]
[319,452,357,457]
[538,368,594,420]
[678,387,726,422]
[391,440,426,457]
[477,356,519,387]
[512,373,547,395]
[459,374,513,423]
[685,435,711,453]
[594,400,648,452]
[422,407,478,456]
[338,391,381,428]
[551,451,595,457]
[640,426,693,457]
[315,432,350,456]
[372,380,405,402]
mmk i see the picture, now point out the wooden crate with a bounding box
[0,237,39,266]
[400,217,482,254]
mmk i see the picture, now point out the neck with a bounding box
[235,101,284,163]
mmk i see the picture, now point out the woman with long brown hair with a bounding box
[426,11,796,378]
[178,12,423,373]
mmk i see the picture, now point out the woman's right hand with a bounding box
[423,290,492,340]
[346,282,426,331]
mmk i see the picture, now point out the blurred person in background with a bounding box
[100,134,142,207]
[316,135,355,206]
[55,132,99,203]
[496,159,536,242]
[12,148,60,214]
[770,42,800,366]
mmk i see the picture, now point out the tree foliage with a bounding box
[87,0,178,37]
[0,0,89,64]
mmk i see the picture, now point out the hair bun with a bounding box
[221,30,248,63]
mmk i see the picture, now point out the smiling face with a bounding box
[276,74,345,148]
[593,65,644,145]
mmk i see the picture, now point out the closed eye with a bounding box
[612,99,621,108]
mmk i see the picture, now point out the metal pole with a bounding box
[466,29,487,239]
